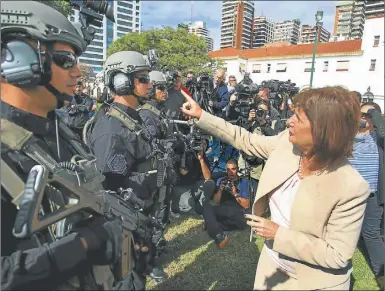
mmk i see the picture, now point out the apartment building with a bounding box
[365,0,385,18]
[273,19,300,45]
[251,16,275,48]
[69,0,141,73]
[188,21,214,52]
[220,0,254,49]
[299,25,331,43]
[333,0,366,40]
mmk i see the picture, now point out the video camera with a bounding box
[161,67,179,90]
[233,83,260,118]
[260,79,299,112]
[70,0,115,45]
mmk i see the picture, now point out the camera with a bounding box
[222,178,234,193]
[70,0,115,45]
[233,83,259,118]
[161,67,179,90]
[256,108,267,119]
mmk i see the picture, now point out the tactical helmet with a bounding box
[104,51,152,96]
[149,70,166,86]
[1,1,87,56]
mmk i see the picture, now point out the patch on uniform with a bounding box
[107,154,127,175]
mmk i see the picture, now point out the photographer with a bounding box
[202,160,255,248]
[227,75,237,95]
[63,80,94,137]
[164,71,191,118]
[171,139,215,216]
[208,68,229,117]
[257,88,286,133]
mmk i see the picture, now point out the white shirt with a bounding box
[264,173,301,277]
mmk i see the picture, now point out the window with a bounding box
[70,16,75,22]
[117,32,126,38]
[118,1,133,9]
[336,60,349,72]
[323,61,329,72]
[93,34,103,40]
[370,59,376,71]
[252,64,261,73]
[117,26,132,33]
[80,52,103,59]
[373,35,380,47]
[267,64,271,73]
[117,20,132,27]
[117,7,130,14]
[276,63,287,73]
[79,59,103,66]
[304,61,314,72]
[86,47,103,53]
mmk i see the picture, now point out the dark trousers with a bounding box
[203,199,246,239]
[361,193,385,276]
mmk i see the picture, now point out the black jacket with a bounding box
[1,102,89,290]
[88,102,158,200]
[371,110,385,205]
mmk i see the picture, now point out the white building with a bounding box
[188,21,214,52]
[220,0,254,49]
[209,16,384,111]
[299,25,331,44]
[365,0,385,18]
[251,16,275,48]
[273,20,300,45]
[69,0,141,73]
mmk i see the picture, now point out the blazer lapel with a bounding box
[253,141,301,204]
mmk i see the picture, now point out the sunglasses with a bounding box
[44,50,78,70]
[156,85,166,91]
[135,74,151,84]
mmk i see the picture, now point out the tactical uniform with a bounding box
[1,2,129,290]
[85,51,171,283]
[63,92,94,136]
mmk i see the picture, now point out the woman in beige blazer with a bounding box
[180,87,370,290]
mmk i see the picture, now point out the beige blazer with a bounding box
[196,111,370,290]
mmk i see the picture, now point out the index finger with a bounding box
[244,214,264,222]
[181,89,194,101]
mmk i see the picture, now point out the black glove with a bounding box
[75,217,123,265]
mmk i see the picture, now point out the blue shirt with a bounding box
[349,131,379,193]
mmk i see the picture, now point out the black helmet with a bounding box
[1,1,87,55]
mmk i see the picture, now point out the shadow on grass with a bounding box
[150,223,260,290]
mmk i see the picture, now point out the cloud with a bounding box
[142,1,337,51]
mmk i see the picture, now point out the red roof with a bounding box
[209,40,363,60]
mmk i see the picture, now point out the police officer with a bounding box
[1,1,123,290]
[138,70,168,139]
[86,51,168,283]
[62,80,94,137]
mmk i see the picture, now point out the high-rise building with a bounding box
[69,0,141,73]
[273,20,300,45]
[299,25,331,43]
[188,21,214,52]
[251,16,275,48]
[365,0,384,18]
[333,1,366,40]
[220,0,254,49]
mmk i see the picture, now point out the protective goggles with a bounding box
[135,74,151,84]
[44,50,78,70]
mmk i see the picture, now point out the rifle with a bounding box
[10,163,163,282]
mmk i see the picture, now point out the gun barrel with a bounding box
[169,120,190,125]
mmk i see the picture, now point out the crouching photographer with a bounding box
[171,139,215,216]
[202,160,256,248]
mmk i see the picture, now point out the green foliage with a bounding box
[36,0,71,17]
[107,26,214,77]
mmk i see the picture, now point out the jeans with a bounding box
[361,192,385,276]
[203,199,246,239]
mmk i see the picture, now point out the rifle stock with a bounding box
[12,164,162,279]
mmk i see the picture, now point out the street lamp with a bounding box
[362,86,374,103]
[309,10,324,89]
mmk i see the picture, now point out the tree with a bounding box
[107,26,214,77]
[79,64,95,84]
[36,0,71,17]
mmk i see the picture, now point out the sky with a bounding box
[141,1,338,50]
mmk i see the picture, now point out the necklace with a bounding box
[298,154,327,179]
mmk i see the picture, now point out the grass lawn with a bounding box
[147,216,379,290]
